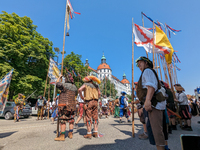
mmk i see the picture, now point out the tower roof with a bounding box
[121,79,130,84]
[97,63,111,70]
[123,73,126,76]
[101,54,106,59]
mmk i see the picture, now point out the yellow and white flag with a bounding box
[155,26,174,64]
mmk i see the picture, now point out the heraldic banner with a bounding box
[0,69,14,116]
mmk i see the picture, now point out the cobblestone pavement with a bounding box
[0,114,200,150]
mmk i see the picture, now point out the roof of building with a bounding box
[121,79,130,84]
[97,63,111,70]
[112,75,120,82]
[123,73,126,76]
[88,66,97,73]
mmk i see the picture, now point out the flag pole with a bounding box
[155,53,159,76]
[132,18,135,138]
[47,78,50,119]
[43,57,51,97]
[173,58,177,84]
[141,12,148,58]
[164,23,175,96]
[152,22,155,69]
[174,57,178,83]
[157,54,163,81]
[57,0,68,138]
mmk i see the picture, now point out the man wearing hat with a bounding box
[119,91,131,123]
[136,56,169,150]
[174,84,192,131]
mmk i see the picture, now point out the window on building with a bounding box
[104,69,105,72]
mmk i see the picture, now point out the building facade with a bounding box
[85,54,131,96]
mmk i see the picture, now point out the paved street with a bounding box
[0,114,200,150]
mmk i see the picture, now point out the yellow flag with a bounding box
[155,26,174,64]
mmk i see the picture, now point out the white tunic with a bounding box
[142,68,166,110]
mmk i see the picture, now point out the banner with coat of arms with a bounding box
[0,69,14,115]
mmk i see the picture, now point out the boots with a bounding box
[92,132,98,138]
[68,132,73,139]
[171,125,177,130]
[54,134,65,141]
[84,134,92,139]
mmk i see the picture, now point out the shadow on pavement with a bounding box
[0,131,17,138]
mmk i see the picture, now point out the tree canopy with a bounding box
[63,51,90,89]
[99,78,117,98]
[0,11,55,99]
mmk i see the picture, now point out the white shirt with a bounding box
[175,92,188,105]
[76,92,84,103]
[102,98,108,107]
[142,68,166,110]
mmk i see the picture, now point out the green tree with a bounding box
[63,52,90,89]
[0,11,55,99]
[54,47,60,64]
[100,78,117,98]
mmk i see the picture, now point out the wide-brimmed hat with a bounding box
[115,96,119,99]
[83,75,101,84]
[136,56,153,68]
[174,84,185,92]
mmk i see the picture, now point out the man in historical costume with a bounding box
[14,93,26,122]
[136,56,170,150]
[54,73,77,141]
[36,95,45,120]
[114,96,120,118]
[119,91,131,123]
[174,84,192,131]
[78,75,101,139]
[101,95,108,118]
[74,91,86,128]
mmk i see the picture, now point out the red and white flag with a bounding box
[133,23,167,54]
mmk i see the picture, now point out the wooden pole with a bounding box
[152,22,155,69]
[56,0,68,138]
[173,58,177,84]
[110,79,111,98]
[132,18,135,138]
[105,77,106,96]
[157,54,163,81]
[155,53,158,76]
[47,78,50,119]
[141,12,148,58]
[43,57,51,97]
[164,23,175,97]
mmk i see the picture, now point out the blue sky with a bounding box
[1,0,200,95]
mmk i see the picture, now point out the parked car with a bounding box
[0,101,32,120]
[31,104,38,116]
